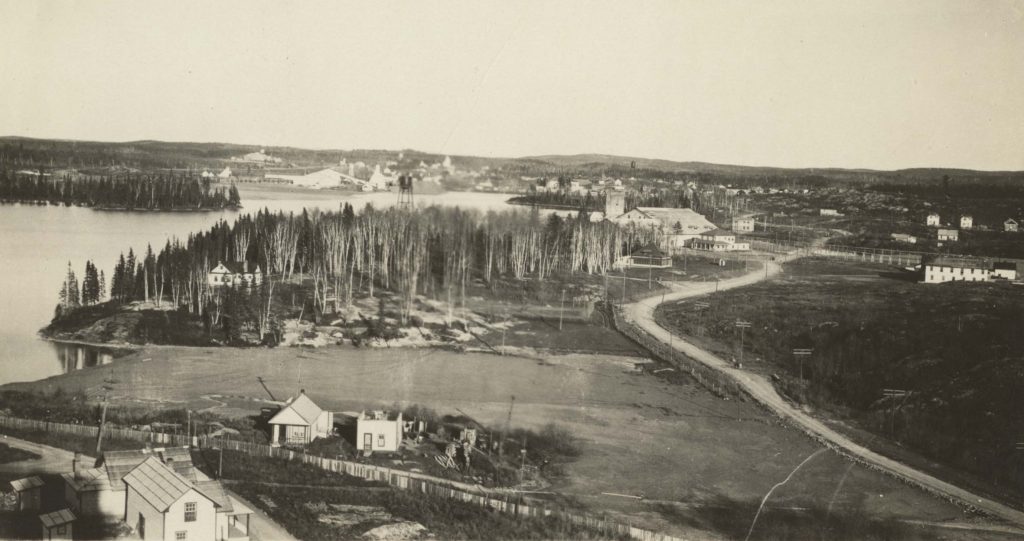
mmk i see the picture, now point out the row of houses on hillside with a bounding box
[926,213,1019,232]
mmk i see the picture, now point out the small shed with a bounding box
[39,508,76,540]
[10,476,44,511]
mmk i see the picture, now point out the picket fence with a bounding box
[0,415,686,541]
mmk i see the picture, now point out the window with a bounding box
[184,501,196,522]
[56,525,66,535]
[377,434,386,447]
[176,532,187,541]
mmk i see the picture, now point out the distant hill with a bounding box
[1,136,1021,184]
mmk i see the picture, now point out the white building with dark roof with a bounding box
[208,261,262,287]
[611,207,717,250]
[123,456,250,541]
[690,229,750,252]
[269,390,334,446]
[923,256,992,284]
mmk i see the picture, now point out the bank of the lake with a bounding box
[0,190,515,385]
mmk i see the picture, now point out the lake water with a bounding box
[0,189,515,385]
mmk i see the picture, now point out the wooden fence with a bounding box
[0,415,686,541]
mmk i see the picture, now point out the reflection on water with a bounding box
[51,342,129,373]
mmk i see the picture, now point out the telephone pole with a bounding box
[735,320,751,365]
[559,289,566,331]
[882,389,909,435]
[792,348,813,381]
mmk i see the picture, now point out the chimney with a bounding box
[243,260,249,273]
[299,389,305,395]
[73,452,87,480]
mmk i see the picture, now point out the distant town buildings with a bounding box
[890,233,917,244]
[233,149,282,164]
[926,212,941,227]
[690,229,751,252]
[960,215,973,230]
[1005,218,1018,233]
[819,208,841,216]
[937,228,959,242]
[731,216,755,233]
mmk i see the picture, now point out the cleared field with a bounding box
[4,341,1007,539]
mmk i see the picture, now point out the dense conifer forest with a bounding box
[0,169,240,210]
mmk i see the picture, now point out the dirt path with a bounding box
[622,250,1024,528]
[0,435,88,477]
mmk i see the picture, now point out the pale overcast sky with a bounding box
[1,1,1022,170]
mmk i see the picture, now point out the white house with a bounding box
[367,165,393,191]
[217,167,233,180]
[993,262,1018,280]
[926,213,941,227]
[937,228,959,242]
[819,208,841,216]
[923,257,991,284]
[10,476,44,511]
[357,410,404,454]
[960,215,973,229]
[208,262,262,287]
[268,391,334,446]
[123,456,251,541]
[1005,218,1018,233]
[39,509,75,541]
[731,216,755,233]
[690,229,751,252]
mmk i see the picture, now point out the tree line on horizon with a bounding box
[0,169,240,210]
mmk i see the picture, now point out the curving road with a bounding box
[621,251,1024,528]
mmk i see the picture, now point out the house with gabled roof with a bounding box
[1005,218,1019,233]
[39,508,76,540]
[611,207,717,251]
[268,390,334,446]
[123,456,251,541]
[208,261,262,287]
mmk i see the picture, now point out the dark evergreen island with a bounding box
[0,169,240,210]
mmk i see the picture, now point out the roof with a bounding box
[39,508,76,528]
[631,207,716,232]
[701,229,734,237]
[359,410,402,421]
[1006,218,1019,224]
[269,391,324,426]
[993,261,1017,270]
[195,480,233,514]
[10,476,43,492]
[925,256,989,270]
[629,244,670,258]
[937,228,959,235]
[102,448,195,486]
[213,261,259,274]
[122,456,218,512]
[61,467,113,493]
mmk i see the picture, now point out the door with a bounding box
[363,433,372,451]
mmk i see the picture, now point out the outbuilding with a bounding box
[39,508,75,541]
[357,410,404,454]
[10,476,44,511]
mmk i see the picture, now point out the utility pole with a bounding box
[882,389,909,435]
[792,348,813,381]
[694,301,709,337]
[559,289,565,331]
[499,395,515,457]
[735,320,751,365]
[621,265,627,305]
[95,369,115,455]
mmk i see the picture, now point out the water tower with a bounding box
[397,174,414,208]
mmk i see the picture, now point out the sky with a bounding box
[1,1,1022,171]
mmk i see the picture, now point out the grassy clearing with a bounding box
[655,256,1024,503]
[0,426,146,458]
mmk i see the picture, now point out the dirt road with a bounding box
[622,251,1024,527]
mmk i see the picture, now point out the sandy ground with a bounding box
[5,343,1014,539]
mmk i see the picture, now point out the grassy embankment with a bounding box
[655,257,1024,504]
